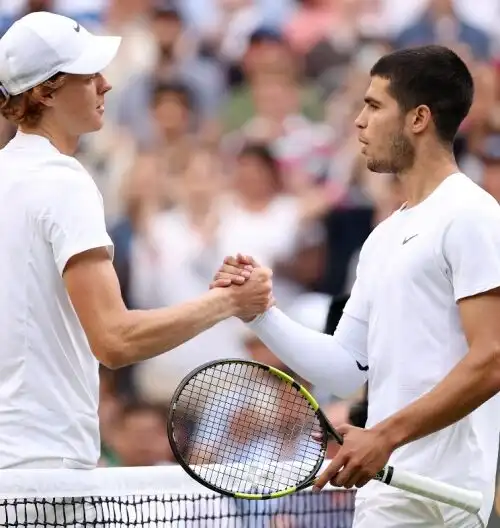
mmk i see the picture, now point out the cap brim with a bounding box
[60,35,121,75]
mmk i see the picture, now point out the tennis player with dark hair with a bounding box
[212,45,500,527]
[0,12,272,471]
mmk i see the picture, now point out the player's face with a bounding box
[355,76,415,174]
[49,73,111,135]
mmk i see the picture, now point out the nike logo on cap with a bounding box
[356,361,369,372]
[402,234,419,245]
[74,23,81,32]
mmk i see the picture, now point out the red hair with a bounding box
[0,73,67,127]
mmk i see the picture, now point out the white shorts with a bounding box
[353,490,483,528]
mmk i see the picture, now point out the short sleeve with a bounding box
[443,206,500,302]
[37,169,114,276]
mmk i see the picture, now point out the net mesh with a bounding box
[0,463,355,527]
[170,361,326,495]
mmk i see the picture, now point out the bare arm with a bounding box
[64,247,272,369]
[373,289,500,448]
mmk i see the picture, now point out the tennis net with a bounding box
[0,461,355,527]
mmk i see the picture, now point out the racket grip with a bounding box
[379,466,483,514]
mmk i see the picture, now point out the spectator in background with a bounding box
[217,143,329,310]
[99,368,125,467]
[128,148,248,405]
[103,80,199,224]
[288,0,379,83]
[223,69,330,203]
[109,151,164,309]
[208,0,263,69]
[284,0,338,57]
[99,0,157,96]
[115,3,225,149]
[148,82,198,208]
[110,402,178,467]
[222,27,323,132]
[478,134,500,203]
[18,0,53,15]
[394,0,491,62]
[178,0,293,39]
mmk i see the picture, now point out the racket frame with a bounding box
[167,359,331,500]
[168,359,483,515]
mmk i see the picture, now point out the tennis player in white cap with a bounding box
[0,11,272,472]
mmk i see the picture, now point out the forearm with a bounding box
[373,346,500,449]
[107,288,235,368]
[248,307,368,397]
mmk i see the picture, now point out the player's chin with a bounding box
[366,158,391,174]
[87,112,105,132]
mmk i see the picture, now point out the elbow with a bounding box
[477,342,500,395]
[91,339,131,370]
[97,347,129,370]
[89,320,134,370]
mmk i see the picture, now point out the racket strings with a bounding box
[172,362,325,495]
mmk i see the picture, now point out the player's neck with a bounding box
[18,124,79,156]
[398,150,458,209]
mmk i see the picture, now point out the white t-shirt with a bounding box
[345,172,500,523]
[0,131,113,469]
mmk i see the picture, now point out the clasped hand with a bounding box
[211,253,274,321]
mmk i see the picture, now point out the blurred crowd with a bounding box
[1,1,500,490]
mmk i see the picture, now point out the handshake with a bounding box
[210,253,275,322]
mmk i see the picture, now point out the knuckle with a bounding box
[350,459,362,471]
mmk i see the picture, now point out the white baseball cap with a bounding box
[0,11,121,97]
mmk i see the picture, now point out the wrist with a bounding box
[370,417,407,452]
[207,287,238,320]
[245,309,271,326]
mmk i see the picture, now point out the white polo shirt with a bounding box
[345,172,500,524]
[0,131,113,469]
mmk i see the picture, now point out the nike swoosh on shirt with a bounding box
[356,361,369,371]
[402,234,419,245]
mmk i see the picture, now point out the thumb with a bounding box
[252,266,273,281]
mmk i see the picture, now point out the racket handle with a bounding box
[378,466,483,514]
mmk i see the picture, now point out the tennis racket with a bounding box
[167,359,482,514]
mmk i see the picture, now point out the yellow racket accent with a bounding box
[267,366,319,411]
[235,486,298,500]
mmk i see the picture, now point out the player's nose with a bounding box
[96,73,112,95]
[354,106,368,129]
[354,112,365,129]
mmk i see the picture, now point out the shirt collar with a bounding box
[8,130,61,154]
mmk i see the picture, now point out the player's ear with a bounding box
[31,85,56,108]
[410,104,432,134]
